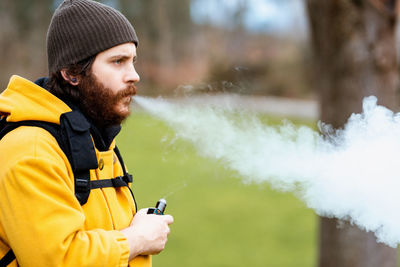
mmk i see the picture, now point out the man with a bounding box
[0,0,173,266]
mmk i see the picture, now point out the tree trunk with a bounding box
[306,0,398,266]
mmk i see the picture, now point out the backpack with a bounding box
[0,110,136,266]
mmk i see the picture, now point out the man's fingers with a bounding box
[136,208,173,225]
[137,208,149,215]
[163,214,174,225]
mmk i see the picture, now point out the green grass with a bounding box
[117,111,317,267]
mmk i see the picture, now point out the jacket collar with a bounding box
[0,75,71,124]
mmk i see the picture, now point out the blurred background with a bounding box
[2,0,400,266]
[0,0,311,98]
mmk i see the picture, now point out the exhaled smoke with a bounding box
[134,95,400,247]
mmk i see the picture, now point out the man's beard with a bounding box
[77,73,137,129]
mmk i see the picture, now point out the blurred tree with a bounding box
[119,0,193,93]
[0,0,52,88]
[306,0,398,266]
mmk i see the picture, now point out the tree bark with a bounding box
[306,0,398,266]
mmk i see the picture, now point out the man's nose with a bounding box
[125,65,140,84]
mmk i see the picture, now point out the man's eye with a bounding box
[114,59,122,65]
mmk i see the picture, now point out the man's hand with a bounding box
[120,208,174,261]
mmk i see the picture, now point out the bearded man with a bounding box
[0,1,173,266]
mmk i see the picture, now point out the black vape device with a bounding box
[147,198,167,215]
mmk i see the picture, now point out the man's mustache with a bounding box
[116,84,137,99]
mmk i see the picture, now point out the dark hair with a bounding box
[46,56,95,103]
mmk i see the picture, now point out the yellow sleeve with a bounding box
[0,157,130,267]
[0,128,130,266]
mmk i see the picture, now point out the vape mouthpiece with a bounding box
[156,198,167,213]
[147,198,167,215]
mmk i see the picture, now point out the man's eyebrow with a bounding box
[109,54,135,60]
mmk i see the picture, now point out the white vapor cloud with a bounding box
[134,95,400,247]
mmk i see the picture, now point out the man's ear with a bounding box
[60,69,79,86]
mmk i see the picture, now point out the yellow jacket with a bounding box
[0,76,151,267]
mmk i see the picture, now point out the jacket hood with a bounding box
[0,75,71,124]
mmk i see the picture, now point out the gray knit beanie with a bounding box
[47,0,138,74]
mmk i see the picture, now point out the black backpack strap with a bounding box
[0,249,15,266]
[0,112,98,206]
[114,146,133,184]
[90,177,128,189]
[113,146,137,211]
[60,111,98,205]
[0,120,62,148]
[0,116,7,133]
[0,116,135,206]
